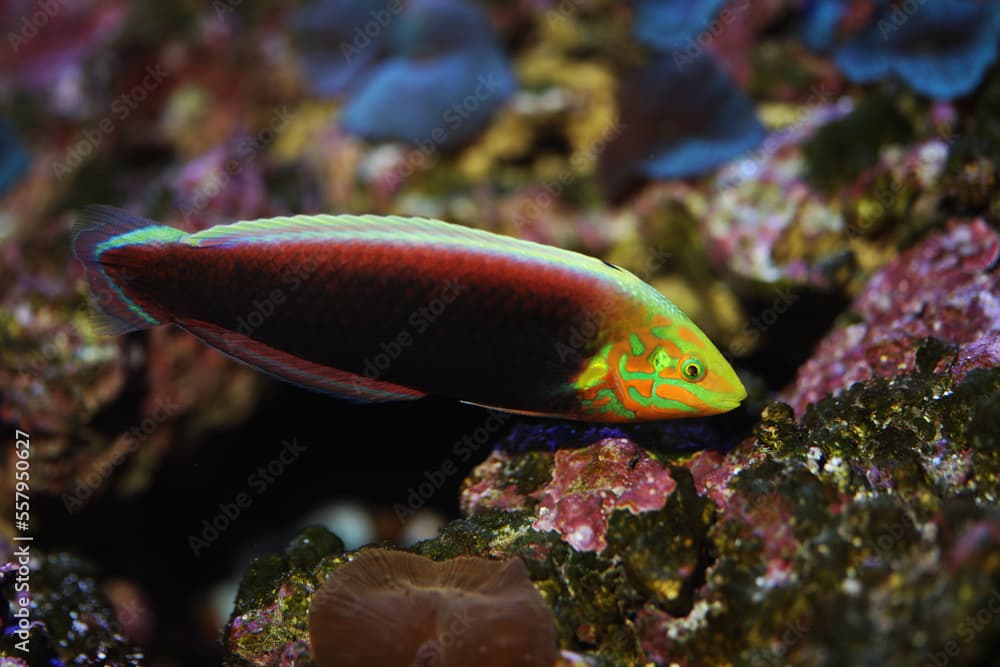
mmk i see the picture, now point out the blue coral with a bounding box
[339,0,516,152]
[632,0,728,52]
[0,119,29,199]
[600,51,764,192]
[799,0,847,52]
[291,0,399,97]
[609,1,764,190]
[834,0,1000,99]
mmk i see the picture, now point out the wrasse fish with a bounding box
[72,206,746,422]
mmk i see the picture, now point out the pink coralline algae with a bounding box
[782,219,1000,414]
[460,449,549,517]
[532,439,677,553]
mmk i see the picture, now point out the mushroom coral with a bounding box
[308,550,558,667]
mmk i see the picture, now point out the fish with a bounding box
[72,205,746,422]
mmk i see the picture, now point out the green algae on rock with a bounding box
[223,357,1000,665]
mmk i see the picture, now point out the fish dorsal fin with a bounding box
[183,214,491,248]
[181,214,627,282]
[177,318,427,403]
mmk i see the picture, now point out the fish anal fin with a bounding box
[177,318,427,403]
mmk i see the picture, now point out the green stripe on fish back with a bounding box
[183,214,642,289]
[95,226,187,256]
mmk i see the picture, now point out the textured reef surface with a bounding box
[220,358,1000,666]
[0,542,144,666]
[782,219,1000,415]
[2,0,1000,665]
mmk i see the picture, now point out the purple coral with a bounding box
[782,219,1000,414]
[533,439,677,552]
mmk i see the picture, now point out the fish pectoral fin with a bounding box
[177,318,428,403]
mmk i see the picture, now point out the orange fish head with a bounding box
[574,314,746,421]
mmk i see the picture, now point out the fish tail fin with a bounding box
[72,205,185,335]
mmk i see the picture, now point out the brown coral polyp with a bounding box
[308,550,558,667]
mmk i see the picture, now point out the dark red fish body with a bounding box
[74,206,745,421]
[113,238,621,415]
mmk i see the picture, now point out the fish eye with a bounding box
[679,357,705,383]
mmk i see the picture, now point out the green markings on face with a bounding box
[618,354,698,413]
[574,323,719,418]
[581,388,636,420]
[629,334,645,356]
[650,325,671,339]
[648,346,672,373]
[574,343,638,420]
[575,343,612,391]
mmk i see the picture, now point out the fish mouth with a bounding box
[713,397,744,413]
